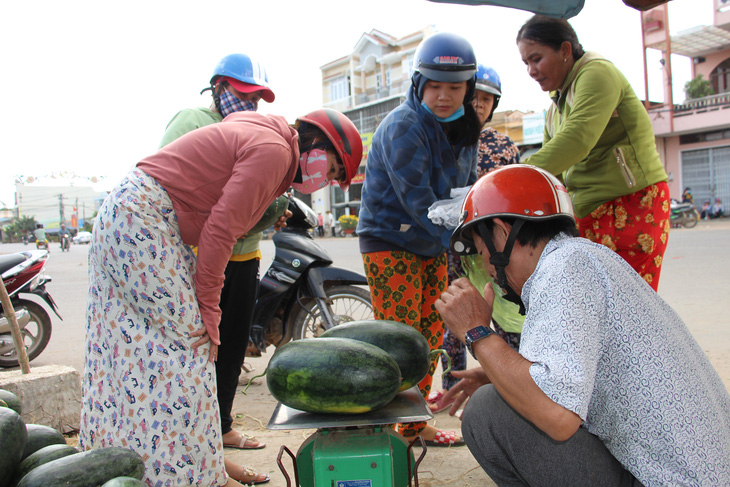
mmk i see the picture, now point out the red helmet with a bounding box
[451,165,575,255]
[296,109,363,191]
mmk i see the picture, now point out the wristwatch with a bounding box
[464,325,495,358]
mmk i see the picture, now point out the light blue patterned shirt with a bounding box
[520,233,730,486]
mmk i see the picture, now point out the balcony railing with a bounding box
[325,79,410,110]
[674,92,730,116]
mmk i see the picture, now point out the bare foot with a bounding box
[222,429,265,449]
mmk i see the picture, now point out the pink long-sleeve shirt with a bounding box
[138,112,299,344]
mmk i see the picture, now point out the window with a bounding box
[376,73,382,90]
[386,67,391,87]
[710,58,730,94]
[406,54,414,77]
[329,76,349,101]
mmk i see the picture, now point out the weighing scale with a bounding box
[268,387,433,487]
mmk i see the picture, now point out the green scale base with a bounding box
[269,387,432,487]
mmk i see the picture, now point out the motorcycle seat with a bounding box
[0,254,26,274]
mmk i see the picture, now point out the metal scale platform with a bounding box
[268,387,433,487]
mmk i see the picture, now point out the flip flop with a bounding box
[423,430,465,447]
[223,433,266,450]
[232,465,270,485]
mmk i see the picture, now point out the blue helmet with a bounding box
[412,32,477,101]
[209,53,275,103]
[475,63,502,121]
[475,64,502,97]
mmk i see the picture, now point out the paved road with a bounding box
[4,220,728,385]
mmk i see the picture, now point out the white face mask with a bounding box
[291,149,329,194]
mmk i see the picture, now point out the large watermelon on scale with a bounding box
[267,337,402,414]
[320,319,436,391]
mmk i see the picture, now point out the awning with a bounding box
[654,25,730,58]
[424,0,669,19]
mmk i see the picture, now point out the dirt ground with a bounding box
[223,219,730,487]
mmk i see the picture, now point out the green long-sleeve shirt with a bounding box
[525,52,667,218]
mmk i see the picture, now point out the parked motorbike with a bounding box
[670,199,700,229]
[0,250,62,367]
[249,197,373,355]
[60,231,71,252]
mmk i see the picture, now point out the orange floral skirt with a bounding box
[362,250,447,436]
[576,182,670,291]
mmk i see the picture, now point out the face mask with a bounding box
[291,149,329,194]
[421,102,465,122]
[219,89,258,117]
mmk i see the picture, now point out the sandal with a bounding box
[223,432,266,450]
[403,428,465,448]
[231,465,270,485]
[424,430,465,447]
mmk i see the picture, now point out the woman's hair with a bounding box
[294,121,328,150]
[444,103,481,147]
[516,15,585,61]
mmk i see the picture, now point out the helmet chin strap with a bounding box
[475,219,526,315]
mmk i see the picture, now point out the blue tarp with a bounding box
[425,0,586,18]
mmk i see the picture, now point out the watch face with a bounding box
[465,326,494,358]
[467,326,492,342]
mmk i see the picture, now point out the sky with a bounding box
[0,0,715,209]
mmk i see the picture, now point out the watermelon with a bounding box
[101,477,147,487]
[16,447,145,487]
[21,424,66,460]
[267,337,402,414]
[11,444,79,487]
[320,320,434,391]
[0,389,22,415]
[0,408,27,487]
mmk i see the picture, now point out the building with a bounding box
[14,177,106,232]
[642,0,730,208]
[313,27,436,221]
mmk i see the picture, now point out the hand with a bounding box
[273,210,293,231]
[190,326,218,362]
[436,277,494,341]
[441,368,491,418]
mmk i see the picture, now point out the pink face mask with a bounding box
[291,149,329,194]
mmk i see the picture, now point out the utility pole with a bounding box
[59,193,65,226]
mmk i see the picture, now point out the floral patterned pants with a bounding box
[577,182,671,291]
[362,250,447,436]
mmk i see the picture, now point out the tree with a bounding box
[2,215,37,242]
[684,74,714,101]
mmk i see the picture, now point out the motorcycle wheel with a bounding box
[0,300,52,368]
[682,209,700,229]
[292,285,373,340]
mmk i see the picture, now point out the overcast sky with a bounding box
[0,0,714,208]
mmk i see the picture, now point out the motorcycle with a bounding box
[248,197,373,355]
[35,239,48,250]
[0,250,62,367]
[60,231,71,252]
[670,199,700,229]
